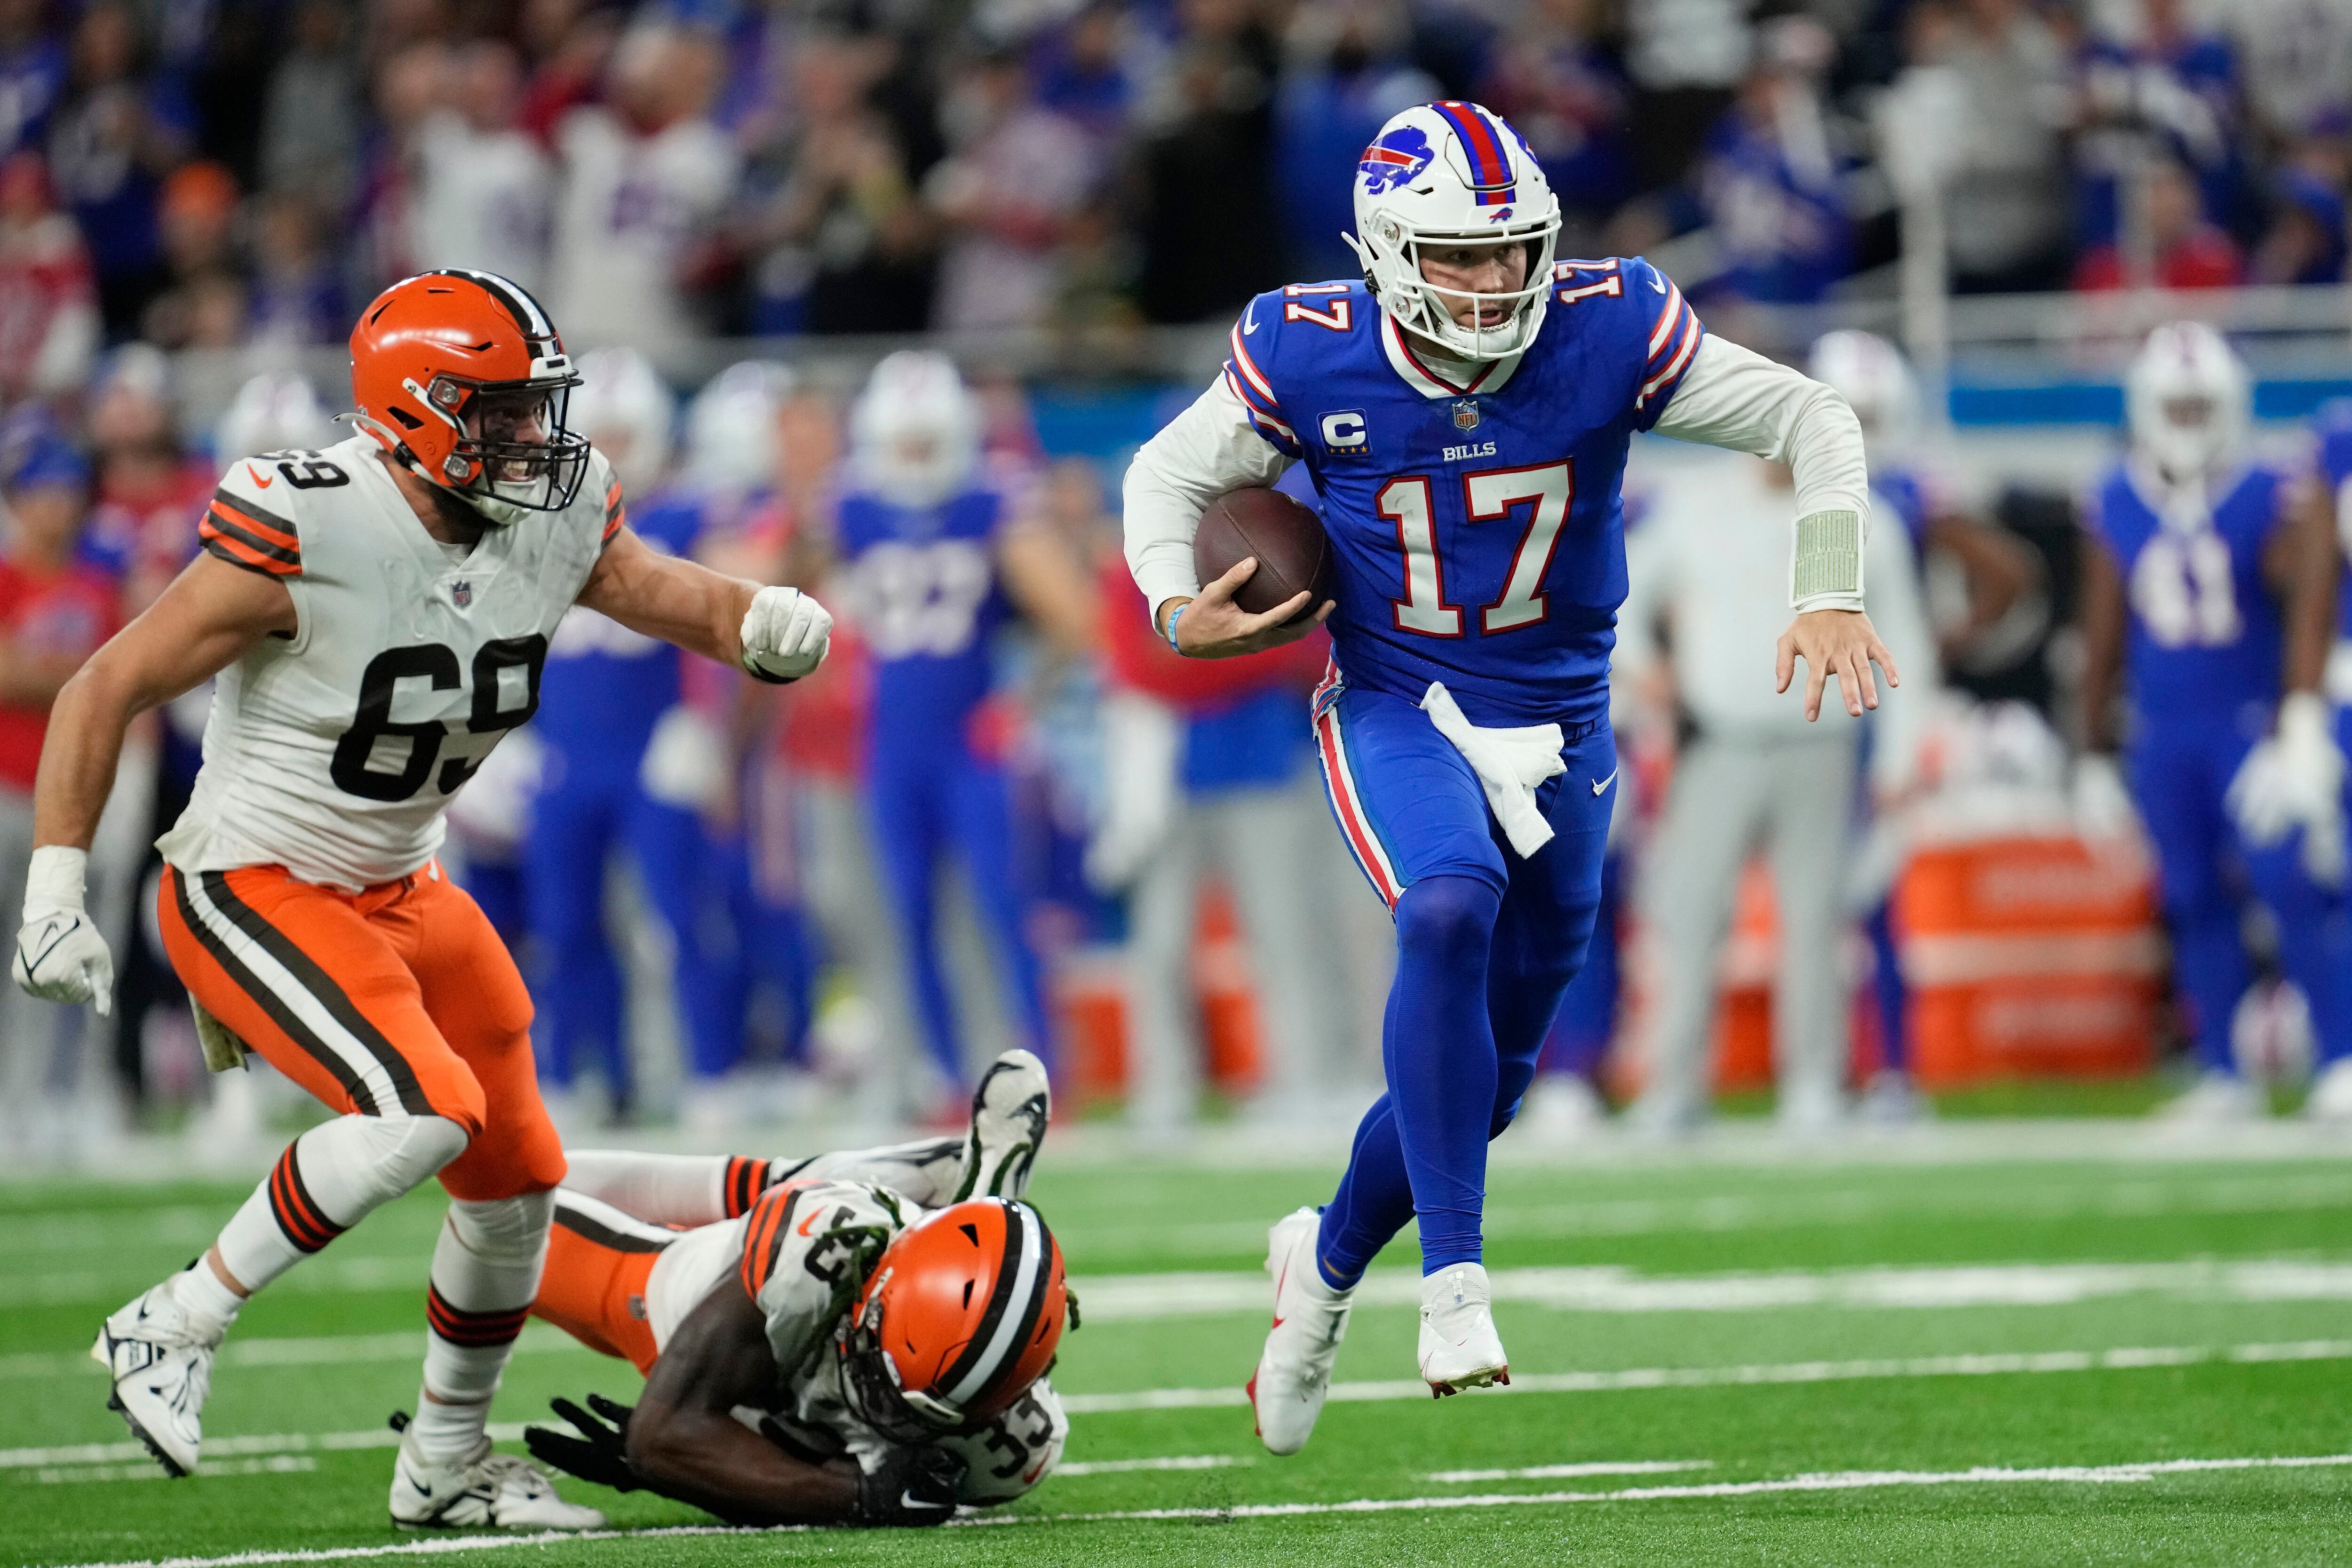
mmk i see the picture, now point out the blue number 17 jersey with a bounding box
[1223,258,1704,726]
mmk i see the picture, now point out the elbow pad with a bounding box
[1791,509,1865,612]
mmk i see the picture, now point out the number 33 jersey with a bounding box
[2086,457,2288,724]
[159,433,624,892]
[1223,259,1704,727]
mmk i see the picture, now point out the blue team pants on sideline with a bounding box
[865,733,1055,1087]
[524,753,732,1105]
[1311,681,1613,1280]
[2130,715,2352,1075]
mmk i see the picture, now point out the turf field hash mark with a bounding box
[47,1453,2352,1566]
[22,1456,317,1485]
[1427,1459,1713,1482]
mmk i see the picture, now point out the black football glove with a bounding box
[853,1443,965,1528]
[526,1393,645,1494]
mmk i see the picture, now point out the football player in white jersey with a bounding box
[11,269,834,1528]
[519,1050,1067,1527]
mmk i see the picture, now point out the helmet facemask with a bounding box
[1347,211,1560,362]
[403,369,590,521]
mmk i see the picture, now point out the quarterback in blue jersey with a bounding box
[829,352,1093,1096]
[1124,99,1891,1451]
[2077,323,2352,1122]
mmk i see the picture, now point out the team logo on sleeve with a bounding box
[1319,410,1371,456]
[1359,127,1434,195]
[1452,398,1481,431]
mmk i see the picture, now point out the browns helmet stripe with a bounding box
[429,268,557,344]
[941,1201,1050,1409]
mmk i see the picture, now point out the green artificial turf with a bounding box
[8,1136,2352,1566]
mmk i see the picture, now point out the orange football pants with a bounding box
[157,861,564,1202]
[532,1198,670,1373]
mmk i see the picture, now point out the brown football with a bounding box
[1192,486,1335,624]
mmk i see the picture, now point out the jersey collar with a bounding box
[1380,312,1525,400]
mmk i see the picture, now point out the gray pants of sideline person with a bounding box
[1635,730,1859,1131]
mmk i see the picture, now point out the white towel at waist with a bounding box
[1419,681,1565,859]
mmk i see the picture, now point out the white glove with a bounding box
[2071,752,2141,844]
[1084,692,1180,891]
[740,586,832,683]
[2228,691,2348,884]
[14,845,112,1016]
[639,704,727,810]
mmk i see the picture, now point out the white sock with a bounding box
[167,1260,243,1329]
[406,1388,492,1466]
[558,1151,773,1225]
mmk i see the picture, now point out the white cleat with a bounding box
[2157,1070,2265,1124]
[390,1429,606,1531]
[92,1280,224,1477]
[2304,1058,2352,1122]
[1248,1206,1354,1456]
[1418,1263,1510,1396]
[957,1049,1050,1201]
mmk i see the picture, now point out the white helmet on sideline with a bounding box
[686,360,792,493]
[2126,321,2249,485]
[1345,100,1562,362]
[850,350,980,509]
[572,348,675,499]
[1807,330,1920,470]
[215,370,334,462]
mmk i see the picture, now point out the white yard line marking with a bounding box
[0,1428,529,1472]
[29,1250,2352,1337]
[1,1328,586,1381]
[1071,1256,2352,1322]
[1057,1337,2352,1414]
[1427,1460,1712,1482]
[46,1453,2352,1566]
[1051,1455,1249,1477]
[21,1457,318,1486]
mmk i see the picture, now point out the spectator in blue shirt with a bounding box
[47,3,191,338]
[1272,0,1436,282]
[2072,0,2251,249]
[0,2,66,164]
[1694,18,1854,306]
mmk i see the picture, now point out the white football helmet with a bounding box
[215,370,334,462]
[850,350,980,509]
[685,359,793,493]
[572,348,675,498]
[1807,330,1920,470]
[2126,321,2249,485]
[1345,100,1562,362]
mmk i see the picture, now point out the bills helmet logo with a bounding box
[451,580,472,608]
[1359,126,1435,196]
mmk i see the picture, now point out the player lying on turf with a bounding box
[17,269,834,1528]
[1122,101,1888,1452]
[517,1050,1067,1529]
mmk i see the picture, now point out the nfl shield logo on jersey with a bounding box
[1452,398,1480,431]
[451,580,472,608]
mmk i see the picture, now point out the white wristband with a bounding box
[2280,690,2331,747]
[25,844,87,919]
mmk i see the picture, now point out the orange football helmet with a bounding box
[349,268,589,515]
[841,1198,1070,1442]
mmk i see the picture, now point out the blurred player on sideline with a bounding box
[2077,322,2352,1121]
[517,1050,1064,1526]
[2296,397,2352,1115]
[16,269,835,1528]
[1123,100,1889,1449]
[1806,329,2033,1119]
[523,348,733,1127]
[825,352,1093,1095]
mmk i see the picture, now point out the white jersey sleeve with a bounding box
[159,437,619,891]
[1122,373,1294,617]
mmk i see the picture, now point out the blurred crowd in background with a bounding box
[0,0,2347,1167]
[0,0,2340,378]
